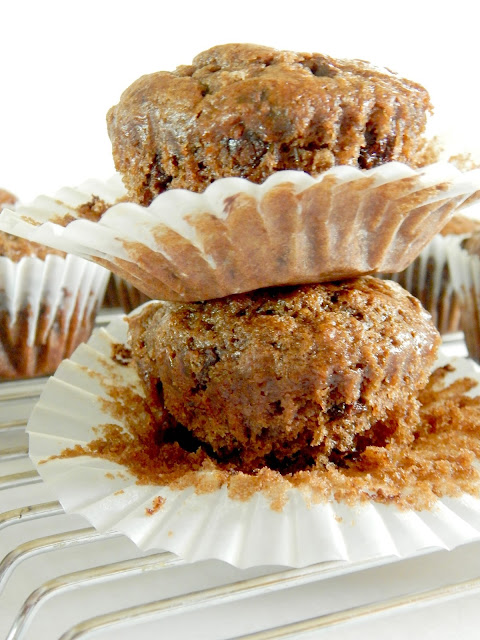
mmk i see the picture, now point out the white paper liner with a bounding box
[102,273,151,313]
[2,163,480,302]
[381,203,480,334]
[381,234,462,334]
[447,237,480,362]
[26,311,480,568]
[0,253,109,379]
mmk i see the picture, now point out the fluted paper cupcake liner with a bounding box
[381,234,462,334]
[0,253,109,379]
[102,273,151,313]
[448,238,480,362]
[1,163,480,302]
[26,311,480,568]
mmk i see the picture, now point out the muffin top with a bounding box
[0,189,65,261]
[107,43,434,205]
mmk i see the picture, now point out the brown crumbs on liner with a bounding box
[114,489,125,495]
[76,195,111,222]
[20,215,42,227]
[112,344,132,366]
[50,213,76,226]
[48,366,480,512]
[146,496,166,516]
[105,472,115,479]
[78,355,132,388]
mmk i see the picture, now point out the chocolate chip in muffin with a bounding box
[107,43,433,205]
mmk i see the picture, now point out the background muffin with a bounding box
[107,43,434,205]
[0,189,109,379]
[381,213,480,334]
[448,231,480,362]
[102,272,151,313]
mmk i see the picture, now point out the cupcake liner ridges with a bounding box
[0,253,109,379]
[102,273,151,313]
[381,234,463,334]
[27,311,480,568]
[1,163,480,302]
[448,238,480,362]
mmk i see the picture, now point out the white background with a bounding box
[1,0,480,202]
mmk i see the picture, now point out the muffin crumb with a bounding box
[47,356,480,512]
[145,496,166,515]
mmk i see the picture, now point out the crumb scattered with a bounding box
[111,343,133,366]
[105,472,115,479]
[145,496,166,516]
[448,153,480,172]
[168,530,173,537]
[77,195,111,222]
[20,215,41,227]
[47,365,480,513]
[114,489,125,496]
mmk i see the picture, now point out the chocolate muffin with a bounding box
[449,230,480,362]
[107,43,433,206]
[382,214,480,334]
[0,189,109,380]
[129,277,440,471]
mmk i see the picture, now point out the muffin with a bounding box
[1,46,477,304]
[107,43,434,206]
[128,277,440,472]
[0,189,110,379]
[102,273,151,313]
[448,230,480,362]
[382,213,480,334]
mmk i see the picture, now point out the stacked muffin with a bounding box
[2,43,479,467]
[104,43,451,472]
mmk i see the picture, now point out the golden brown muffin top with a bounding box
[107,43,433,204]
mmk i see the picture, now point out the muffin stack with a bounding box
[103,44,473,473]
[1,43,480,466]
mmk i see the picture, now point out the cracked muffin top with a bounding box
[107,43,434,205]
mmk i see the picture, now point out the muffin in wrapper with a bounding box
[0,163,479,303]
[102,273,150,313]
[381,206,480,335]
[26,310,480,568]
[381,234,461,334]
[0,252,109,379]
[448,233,480,362]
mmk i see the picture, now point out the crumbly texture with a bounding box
[76,195,111,222]
[128,278,440,471]
[0,189,16,208]
[107,43,433,205]
[52,358,480,513]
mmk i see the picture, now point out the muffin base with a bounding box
[26,312,480,568]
